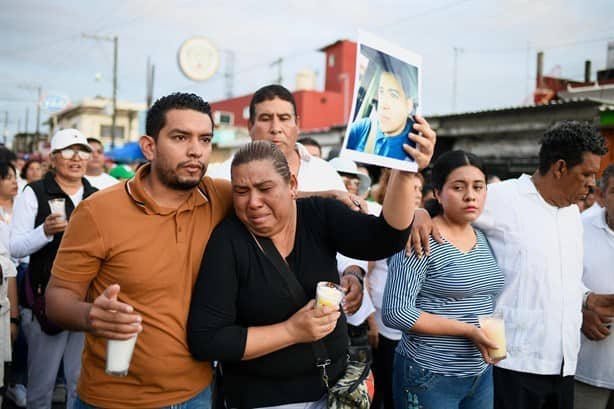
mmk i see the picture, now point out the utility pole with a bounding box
[83,33,119,148]
[271,58,283,85]
[146,57,155,107]
[25,107,29,134]
[224,50,235,99]
[36,86,41,134]
[18,83,42,134]
[2,111,7,145]
[525,41,531,98]
[112,35,118,148]
[451,47,463,112]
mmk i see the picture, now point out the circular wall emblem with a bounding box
[178,37,220,81]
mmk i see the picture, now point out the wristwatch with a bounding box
[342,270,364,288]
[582,291,592,310]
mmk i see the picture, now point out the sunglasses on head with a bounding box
[57,148,91,160]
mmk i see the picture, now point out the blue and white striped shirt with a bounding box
[383,228,503,376]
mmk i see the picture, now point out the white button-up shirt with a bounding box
[575,207,614,389]
[10,186,84,259]
[474,174,584,376]
[207,143,346,192]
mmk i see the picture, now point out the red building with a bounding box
[210,40,357,133]
[533,51,614,174]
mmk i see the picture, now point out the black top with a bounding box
[188,197,410,408]
[28,171,98,292]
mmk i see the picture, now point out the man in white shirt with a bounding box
[471,121,614,409]
[85,137,118,190]
[410,121,614,409]
[208,87,350,198]
[574,164,614,409]
[208,84,368,313]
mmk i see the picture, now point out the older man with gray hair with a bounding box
[575,163,614,409]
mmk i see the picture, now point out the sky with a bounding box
[1,0,613,145]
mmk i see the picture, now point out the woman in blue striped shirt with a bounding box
[383,150,504,409]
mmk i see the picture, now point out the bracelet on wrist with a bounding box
[10,317,20,325]
[343,271,364,288]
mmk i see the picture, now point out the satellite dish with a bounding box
[178,37,220,81]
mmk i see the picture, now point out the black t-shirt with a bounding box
[188,197,410,408]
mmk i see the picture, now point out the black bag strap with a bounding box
[254,235,308,306]
[251,234,333,388]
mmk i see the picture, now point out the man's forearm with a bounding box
[46,286,91,332]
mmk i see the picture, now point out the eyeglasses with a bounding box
[57,148,91,160]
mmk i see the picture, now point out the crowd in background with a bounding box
[0,138,137,409]
[0,86,613,409]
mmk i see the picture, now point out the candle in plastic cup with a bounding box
[316,281,345,309]
[48,198,66,222]
[478,313,507,360]
[106,335,138,376]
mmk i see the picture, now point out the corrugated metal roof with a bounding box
[427,97,614,118]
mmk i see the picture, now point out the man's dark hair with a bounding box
[380,58,418,103]
[297,137,321,150]
[0,147,17,164]
[146,93,213,140]
[87,138,103,146]
[538,121,607,175]
[0,161,16,181]
[599,163,614,191]
[249,84,297,123]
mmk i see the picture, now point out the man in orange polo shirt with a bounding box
[45,93,232,408]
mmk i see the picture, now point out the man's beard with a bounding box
[153,160,207,191]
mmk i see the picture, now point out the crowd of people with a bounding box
[0,85,613,409]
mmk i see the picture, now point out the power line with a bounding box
[0,33,81,57]
[464,35,614,54]
[381,0,474,31]
[0,96,38,103]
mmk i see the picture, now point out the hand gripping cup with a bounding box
[106,335,138,376]
[478,312,507,360]
[48,198,66,222]
[316,281,345,309]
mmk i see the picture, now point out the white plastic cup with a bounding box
[48,198,66,222]
[478,312,507,360]
[315,281,345,309]
[106,335,138,376]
